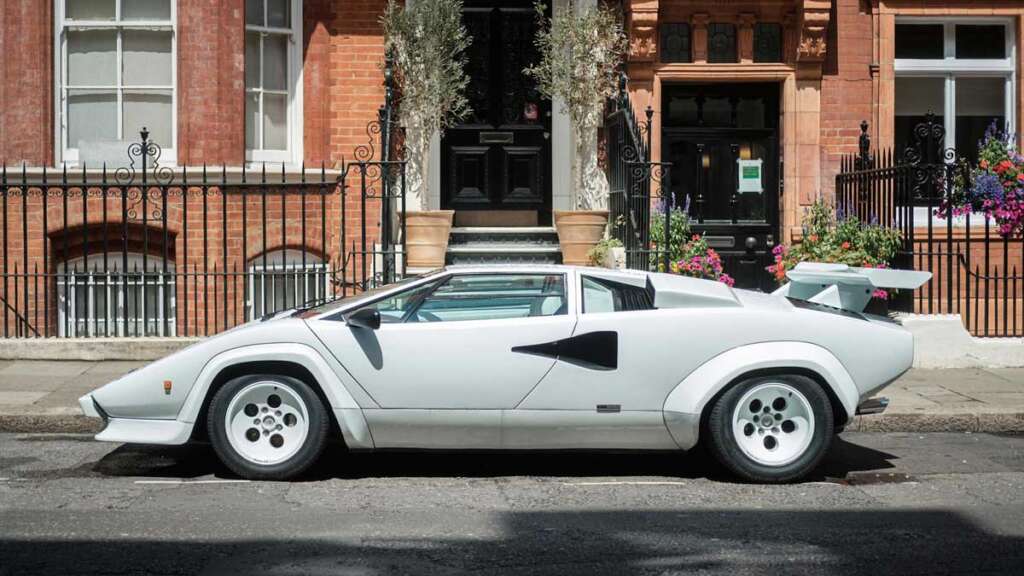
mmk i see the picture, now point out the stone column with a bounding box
[784,0,831,241]
[691,13,709,64]
[739,13,756,64]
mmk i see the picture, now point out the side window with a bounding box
[362,281,438,323]
[411,274,566,323]
[582,276,654,313]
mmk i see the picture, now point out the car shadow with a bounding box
[87,434,898,483]
[1,508,1020,575]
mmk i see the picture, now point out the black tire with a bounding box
[705,374,833,483]
[207,374,330,480]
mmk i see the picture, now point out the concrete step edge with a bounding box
[446,245,562,254]
[450,227,557,234]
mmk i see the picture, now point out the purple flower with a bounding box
[971,172,1006,203]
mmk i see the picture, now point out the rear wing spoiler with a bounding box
[772,262,931,313]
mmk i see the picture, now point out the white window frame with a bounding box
[248,249,329,318]
[58,253,177,337]
[894,17,1017,154]
[245,0,304,165]
[53,0,178,166]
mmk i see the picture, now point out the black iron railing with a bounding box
[836,117,1023,337]
[0,86,405,339]
[605,74,671,272]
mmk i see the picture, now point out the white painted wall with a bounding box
[898,314,1024,368]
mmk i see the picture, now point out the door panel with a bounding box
[516,310,692,412]
[442,1,551,214]
[449,146,490,205]
[311,316,575,409]
[664,134,777,292]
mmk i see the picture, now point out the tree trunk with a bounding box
[574,124,606,210]
[405,128,432,211]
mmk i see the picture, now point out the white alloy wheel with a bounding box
[225,380,310,466]
[730,382,815,467]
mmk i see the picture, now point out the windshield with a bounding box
[298,270,442,316]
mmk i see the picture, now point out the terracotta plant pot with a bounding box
[405,210,455,268]
[554,210,609,266]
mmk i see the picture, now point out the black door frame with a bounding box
[659,82,783,291]
[441,0,553,222]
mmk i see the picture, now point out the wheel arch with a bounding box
[191,360,339,442]
[178,343,374,449]
[662,341,858,450]
[697,367,849,437]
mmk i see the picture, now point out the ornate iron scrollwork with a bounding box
[902,113,957,201]
[114,127,175,187]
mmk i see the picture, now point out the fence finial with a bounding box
[857,120,873,168]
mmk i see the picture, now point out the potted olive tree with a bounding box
[526,1,627,265]
[382,0,471,268]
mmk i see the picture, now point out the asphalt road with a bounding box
[1,432,1022,576]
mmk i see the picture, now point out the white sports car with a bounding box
[79,263,929,483]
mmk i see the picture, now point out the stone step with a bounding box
[448,227,559,247]
[445,250,563,265]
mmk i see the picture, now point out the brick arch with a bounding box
[48,222,178,270]
[246,245,329,266]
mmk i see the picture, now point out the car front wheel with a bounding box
[208,374,329,480]
[706,375,833,483]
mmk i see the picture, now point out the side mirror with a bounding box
[345,307,381,330]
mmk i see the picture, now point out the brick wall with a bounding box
[0,0,391,168]
[0,1,394,338]
[177,0,246,165]
[820,0,875,200]
[0,1,53,166]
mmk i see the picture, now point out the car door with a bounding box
[308,272,576,410]
[507,271,684,449]
[520,270,696,409]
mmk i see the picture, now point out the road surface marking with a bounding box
[562,481,691,487]
[133,479,250,485]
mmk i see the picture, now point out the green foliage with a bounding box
[648,207,692,267]
[768,199,903,285]
[524,1,626,132]
[587,237,623,266]
[382,0,472,140]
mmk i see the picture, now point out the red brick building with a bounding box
[0,0,1021,337]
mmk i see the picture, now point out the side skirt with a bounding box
[361,409,679,450]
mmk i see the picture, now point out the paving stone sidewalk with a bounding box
[0,360,1021,433]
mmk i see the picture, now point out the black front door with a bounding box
[441,1,551,220]
[662,83,781,291]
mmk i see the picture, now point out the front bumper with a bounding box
[79,393,192,445]
[78,394,105,419]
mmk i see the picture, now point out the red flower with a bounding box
[808,234,819,243]
[841,241,851,250]
[980,159,990,169]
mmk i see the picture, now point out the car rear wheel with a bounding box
[208,374,329,480]
[706,375,833,483]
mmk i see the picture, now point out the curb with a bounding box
[0,338,199,362]
[0,414,103,434]
[849,412,1024,434]
[2,412,1022,435]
